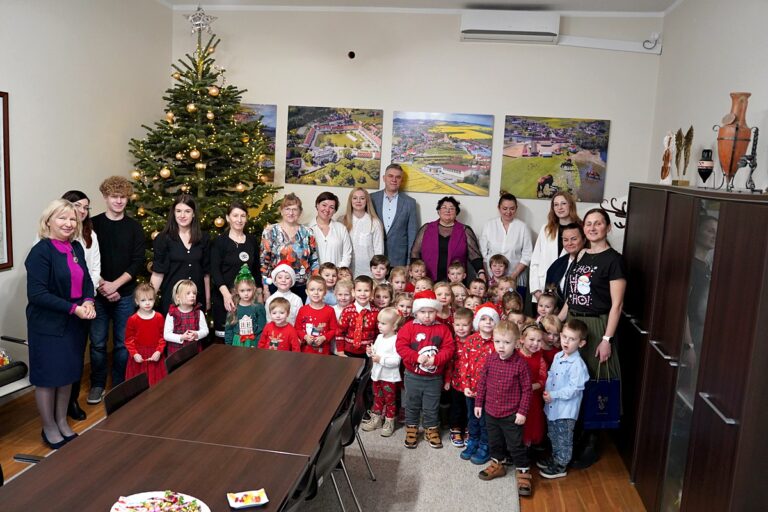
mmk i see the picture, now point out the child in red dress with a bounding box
[258,297,301,351]
[125,284,166,386]
[164,280,208,355]
[295,276,337,355]
[518,323,548,448]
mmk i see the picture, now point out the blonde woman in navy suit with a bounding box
[370,164,419,267]
[26,199,96,449]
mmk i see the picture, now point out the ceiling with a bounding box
[166,0,679,14]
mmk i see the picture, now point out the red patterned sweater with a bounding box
[457,332,495,395]
[396,320,454,377]
[337,302,380,355]
[257,322,301,352]
[294,304,338,355]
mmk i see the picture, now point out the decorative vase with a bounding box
[717,92,752,182]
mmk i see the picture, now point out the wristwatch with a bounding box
[602,335,613,344]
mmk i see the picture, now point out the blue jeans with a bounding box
[465,397,488,445]
[89,295,133,388]
[548,419,577,466]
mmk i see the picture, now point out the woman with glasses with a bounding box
[410,196,485,283]
[259,193,319,302]
[309,191,352,268]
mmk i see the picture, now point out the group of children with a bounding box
[120,253,592,498]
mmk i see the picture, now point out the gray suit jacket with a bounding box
[371,190,419,267]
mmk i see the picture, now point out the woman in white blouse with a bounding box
[529,191,580,304]
[341,187,384,277]
[479,193,532,296]
[309,192,352,268]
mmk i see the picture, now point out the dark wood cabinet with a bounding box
[623,184,768,512]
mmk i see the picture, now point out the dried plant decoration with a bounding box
[682,126,694,176]
[674,128,684,177]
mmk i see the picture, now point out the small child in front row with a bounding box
[125,283,166,386]
[225,265,266,347]
[475,320,533,497]
[165,280,209,355]
[540,319,590,480]
[361,307,404,437]
[258,297,301,351]
[295,276,338,355]
[265,260,303,325]
[518,323,548,451]
[445,307,474,447]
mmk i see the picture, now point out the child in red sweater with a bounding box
[337,276,380,358]
[396,290,455,450]
[294,276,337,355]
[125,284,166,386]
[258,297,301,352]
[445,307,474,447]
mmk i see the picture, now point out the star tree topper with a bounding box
[186,5,217,34]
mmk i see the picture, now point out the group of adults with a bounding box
[26,164,625,465]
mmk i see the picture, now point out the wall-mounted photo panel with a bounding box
[392,111,493,196]
[501,116,610,202]
[285,106,383,189]
[237,103,277,183]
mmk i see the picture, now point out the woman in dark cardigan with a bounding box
[26,199,96,449]
[210,201,261,343]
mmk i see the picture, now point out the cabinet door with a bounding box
[615,312,647,478]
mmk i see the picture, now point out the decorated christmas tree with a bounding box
[127,7,279,250]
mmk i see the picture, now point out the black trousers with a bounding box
[448,388,468,430]
[486,412,530,469]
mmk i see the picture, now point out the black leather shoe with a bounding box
[41,430,67,450]
[67,400,87,421]
[569,434,599,469]
[62,432,79,443]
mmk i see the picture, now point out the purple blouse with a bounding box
[51,239,85,301]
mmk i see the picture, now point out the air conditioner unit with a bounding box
[460,10,560,44]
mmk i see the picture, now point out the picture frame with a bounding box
[0,91,12,271]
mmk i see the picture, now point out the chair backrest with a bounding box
[350,364,372,429]
[103,372,149,415]
[165,341,199,374]
[315,409,348,482]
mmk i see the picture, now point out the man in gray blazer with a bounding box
[371,164,419,267]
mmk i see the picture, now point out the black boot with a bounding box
[570,431,599,469]
[67,381,87,421]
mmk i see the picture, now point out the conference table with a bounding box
[0,346,364,511]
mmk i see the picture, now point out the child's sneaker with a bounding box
[460,439,478,460]
[361,411,382,432]
[381,417,395,437]
[425,426,443,448]
[470,443,490,465]
[404,425,419,449]
[539,462,567,479]
[449,428,465,447]
[478,459,507,481]
[516,469,533,496]
[536,456,555,470]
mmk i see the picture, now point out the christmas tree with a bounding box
[127,7,279,252]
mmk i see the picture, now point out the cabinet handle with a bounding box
[621,310,634,319]
[629,318,648,335]
[649,340,676,361]
[698,392,739,425]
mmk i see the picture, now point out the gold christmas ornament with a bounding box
[131,170,141,180]
[207,46,215,55]
[235,182,246,192]
[165,112,175,123]
[189,149,201,159]
[206,111,215,120]
[172,71,181,80]
[180,185,190,193]
[160,167,172,179]
[208,86,220,97]
[130,193,139,201]
[214,216,225,228]
[195,162,207,171]
[241,135,250,143]
[258,154,267,162]
[151,230,160,240]
[175,152,184,160]
[186,103,197,113]
[137,207,146,216]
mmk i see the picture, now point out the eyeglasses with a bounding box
[282,207,300,213]
[439,205,456,212]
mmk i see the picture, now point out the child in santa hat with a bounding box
[396,289,455,449]
[264,260,303,325]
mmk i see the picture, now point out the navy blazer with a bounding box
[26,239,94,336]
[370,190,419,267]
[545,253,573,303]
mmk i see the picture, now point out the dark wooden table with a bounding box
[96,345,363,456]
[0,430,308,512]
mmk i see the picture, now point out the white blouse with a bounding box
[529,223,565,301]
[479,217,532,287]
[370,333,402,383]
[309,219,353,268]
[348,213,384,278]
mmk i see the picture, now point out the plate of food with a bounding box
[226,488,269,509]
[111,490,209,512]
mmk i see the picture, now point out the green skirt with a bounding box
[567,313,621,381]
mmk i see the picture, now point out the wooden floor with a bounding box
[2,386,645,511]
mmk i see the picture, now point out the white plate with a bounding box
[110,491,210,512]
[226,488,269,509]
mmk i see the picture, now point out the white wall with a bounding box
[650,0,768,191]
[172,9,661,241]
[0,0,172,336]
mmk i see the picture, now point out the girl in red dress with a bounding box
[125,284,167,386]
[518,322,548,447]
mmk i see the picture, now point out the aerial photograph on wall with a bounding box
[237,103,277,183]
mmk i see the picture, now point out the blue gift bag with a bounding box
[582,364,620,430]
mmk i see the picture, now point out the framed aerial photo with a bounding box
[392,111,493,196]
[237,103,277,183]
[501,115,610,202]
[0,91,12,271]
[285,106,383,188]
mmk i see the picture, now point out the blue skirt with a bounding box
[29,317,87,387]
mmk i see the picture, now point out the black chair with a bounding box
[103,373,149,415]
[341,364,375,482]
[165,341,199,374]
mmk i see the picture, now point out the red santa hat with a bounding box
[269,260,296,286]
[412,289,441,314]
[473,302,500,331]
